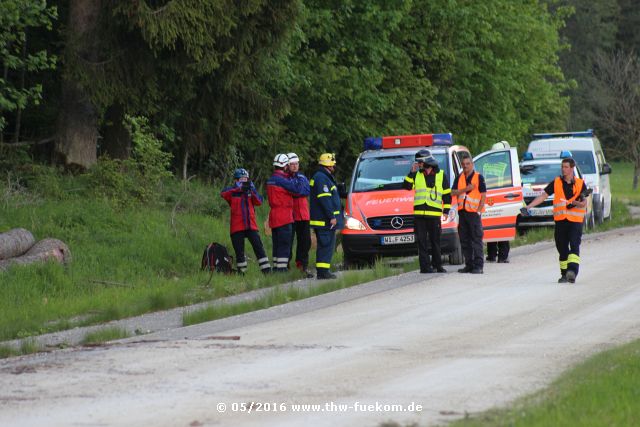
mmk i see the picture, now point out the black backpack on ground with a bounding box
[201,242,233,274]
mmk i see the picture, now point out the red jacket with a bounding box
[220,183,263,234]
[266,170,308,228]
[291,172,311,221]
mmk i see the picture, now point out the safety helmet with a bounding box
[273,153,289,168]
[415,149,437,167]
[318,153,336,167]
[233,168,249,179]
[491,140,510,150]
[287,153,299,164]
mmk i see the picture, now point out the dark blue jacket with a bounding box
[310,167,344,230]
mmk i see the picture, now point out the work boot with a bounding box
[420,268,434,274]
[435,266,447,273]
[566,270,576,283]
[471,268,483,274]
[497,259,509,263]
[458,266,473,273]
[303,269,314,279]
[486,256,496,263]
[558,275,567,283]
[317,271,337,280]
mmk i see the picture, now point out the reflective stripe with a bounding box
[333,210,340,215]
[237,261,248,267]
[404,176,414,184]
[443,203,451,209]
[414,210,442,217]
[260,264,271,270]
[330,185,336,191]
[316,262,331,268]
[258,257,269,264]
[568,254,580,264]
[310,220,325,226]
[560,260,568,269]
[310,179,314,186]
[318,193,331,198]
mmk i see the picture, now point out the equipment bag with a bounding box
[201,242,233,274]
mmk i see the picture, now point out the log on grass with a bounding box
[0,228,35,260]
[0,238,71,271]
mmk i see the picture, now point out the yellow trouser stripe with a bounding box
[310,220,325,226]
[559,260,568,269]
[316,262,331,268]
[567,254,580,264]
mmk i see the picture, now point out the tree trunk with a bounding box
[55,0,102,170]
[634,162,639,191]
[0,238,71,272]
[0,228,35,260]
[101,104,131,159]
[13,35,27,144]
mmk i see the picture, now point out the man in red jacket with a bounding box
[221,168,271,274]
[287,153,313,278]
[267,154,309,272]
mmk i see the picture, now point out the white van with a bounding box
[527,130,612,223]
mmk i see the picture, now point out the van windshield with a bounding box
[353,153,448,192]
[521,163,581,185]
[571,150,596,174]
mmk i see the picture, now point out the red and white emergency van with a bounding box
[341,133,523,266]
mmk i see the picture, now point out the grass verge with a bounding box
[448,338,640,427]
[81,327,131,345]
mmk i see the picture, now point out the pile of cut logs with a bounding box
[0,228,71,272]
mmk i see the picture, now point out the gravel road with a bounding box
[1,227,639,427]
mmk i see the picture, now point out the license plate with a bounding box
[530,207,553,217]
[381,234,415,245]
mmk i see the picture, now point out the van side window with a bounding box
[475,151,513,189]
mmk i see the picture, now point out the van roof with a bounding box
[528,137,596,151]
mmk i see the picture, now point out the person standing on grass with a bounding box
[286,153,313,278]
[220,168,272,274]
[267,154,308,272]
[451,154,487,274]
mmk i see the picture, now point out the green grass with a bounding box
[0,339,41,358]
[609,162,640,206]
[81,327,131,345]
[183,260,417,326]
[449,338,640,427]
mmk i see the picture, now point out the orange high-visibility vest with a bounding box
[457,172,484,213]
[553,177,586,223]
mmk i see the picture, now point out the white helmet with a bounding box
[492,140,510,150]
[287,152,299,164]
[273,153,289,168]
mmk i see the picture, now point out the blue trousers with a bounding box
[314,228,336,274]
[272,223,293,271]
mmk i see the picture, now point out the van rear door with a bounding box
[473,148,523,242]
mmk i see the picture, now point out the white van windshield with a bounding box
[521,163,581,185]
[570,150,596,174]
[353,153,448,192]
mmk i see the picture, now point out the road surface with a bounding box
[1,227,640,427]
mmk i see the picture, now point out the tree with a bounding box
[592,50,640,190]
[0,0,56,144]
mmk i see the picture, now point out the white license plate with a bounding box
[381,234,415,245]
[530,207,553,217]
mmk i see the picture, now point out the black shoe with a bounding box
[317,272,337,280]
[486,257,496,262]
[420,268,434,274]
[497,259,509,263]
[435,266,447,273]
[471,268,483,274]
[558,276,567,283]
[458,266,473,273]
[303,270,314,279]
[566,271,576,283]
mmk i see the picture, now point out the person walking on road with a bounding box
[266,154,308,272]
[403,149,452,273]
[310,153,343,280]
[220,168,272,274]
[452,154,486,274]
[523,157,590,283]
[287,152,313,278]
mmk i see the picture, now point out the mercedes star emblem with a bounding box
[390,216,404,229]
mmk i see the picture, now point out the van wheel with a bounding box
[448,240,464,265]
[594,199,604,225]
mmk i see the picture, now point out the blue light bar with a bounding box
[364,137,382,151]
[532,129,594,139]
[522,152,534,161]
[432,133,453,146]
[560,150,573,158]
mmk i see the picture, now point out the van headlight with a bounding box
[345,216,367,230]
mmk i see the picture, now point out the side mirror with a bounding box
[601,163,612,175]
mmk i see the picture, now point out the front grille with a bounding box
[367,215,414,230]
[524,197,552,208]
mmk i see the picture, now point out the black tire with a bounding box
[448,238,464,265]
[594,198,604,225]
